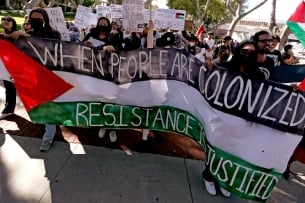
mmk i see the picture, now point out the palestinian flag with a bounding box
[0,37,304,202]
[175,12,185,19]
[286,1,305,47]
[195,22,206,37]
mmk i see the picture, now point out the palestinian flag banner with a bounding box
[0,37,304,202]
[287,1,305,48]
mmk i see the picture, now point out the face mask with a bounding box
[222,54,230,61]
[97,25,110,34]
[69,31,80,41]
[243,51,258,64]
[189,42,195,46]
[29,18,44,31]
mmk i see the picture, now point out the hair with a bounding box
[228,39,264,79]
[218,45,230,55]
[251,30,270,43]
[2,16,17,34]
[29,7,60,40]
[284,44,293,52]
[96,17,111,29]
[272,35,280,42]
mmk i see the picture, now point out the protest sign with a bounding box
[74,5,92,29]
[96,5,111,18]
[122,0,144,32]
[154,8,186,31]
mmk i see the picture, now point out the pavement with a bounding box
[0,86,305,203]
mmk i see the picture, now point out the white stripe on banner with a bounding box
[54,71,302,173]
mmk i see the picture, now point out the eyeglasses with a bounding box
[258,39,272,43]
[1,17,12,22]
[240,49,256,55]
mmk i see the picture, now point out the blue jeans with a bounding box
[43,124,56,141]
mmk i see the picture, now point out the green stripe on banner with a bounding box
[29,101,207,149]
[287,21,305,48]
[206,143,282,202]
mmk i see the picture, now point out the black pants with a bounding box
[2,80,16,114]
[202,164,214,182]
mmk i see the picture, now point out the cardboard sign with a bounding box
[154,9,186,31]
[122,0,144,32]
[74,5,92,29]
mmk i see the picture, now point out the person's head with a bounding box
[284,44,293,53]
[217,45,231,61]
[29,8,51,32]
[69,26,80,42]
[95,17,111,40]
[207,32,214,39]
[161,32,175,48]
[271,35,280,49]
[123,32,141,51]
[230,40,262,76]
[252,30,272,53]
[23,19,32,32]
[188,34,198,46]
[111,21,118,30]
[1,16,17,34]
[222,35,232,45]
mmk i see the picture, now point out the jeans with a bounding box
[2,80,16,114]
[43,124,56,141]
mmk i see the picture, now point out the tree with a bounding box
[226,0,268,36]
[167,0,231,28]
[269,0,277,34]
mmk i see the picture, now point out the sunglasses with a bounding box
[1,17,12,22]
[240,49,256,55]
[258,39,272,43]
[23,22,30,26]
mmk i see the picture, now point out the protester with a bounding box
[160,31,176,48]
[266,35,282,66]
[12,8,61,151]
[251,30,275,79]
[204,31,215,61]
[68,25,81,42]
[187,34,200,55]
[211,45,231,68]
[83,16,122,52]
[0,16,17,119]
[22,19,33,33]
[212,35,232,60]
[281,44,295,65]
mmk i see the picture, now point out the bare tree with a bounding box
[226,0,268,36]
[269,0,277,34]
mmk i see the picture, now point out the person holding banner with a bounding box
[83,16,122,53]
[11,7,61,151]
[202,39,267,197]
[0,16,17,119]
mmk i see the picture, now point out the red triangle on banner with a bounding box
[0,39,73,111]
[288,1,305,23]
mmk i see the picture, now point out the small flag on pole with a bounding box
[195,22,205,37]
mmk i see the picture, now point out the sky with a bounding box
[154,0,302,21]
[246,0,301,21]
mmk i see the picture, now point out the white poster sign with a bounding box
[122,0,144,32]
[96,5,111,18]
[154,9,186,31]
[74,5,92,29]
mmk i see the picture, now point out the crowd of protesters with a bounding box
[0,7,304,199]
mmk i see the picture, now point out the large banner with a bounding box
[0,37,304,202]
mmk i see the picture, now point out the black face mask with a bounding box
[97,25,110,34]
[242,51,258,64]
[29,18,44,31]
[222,54,230,61]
